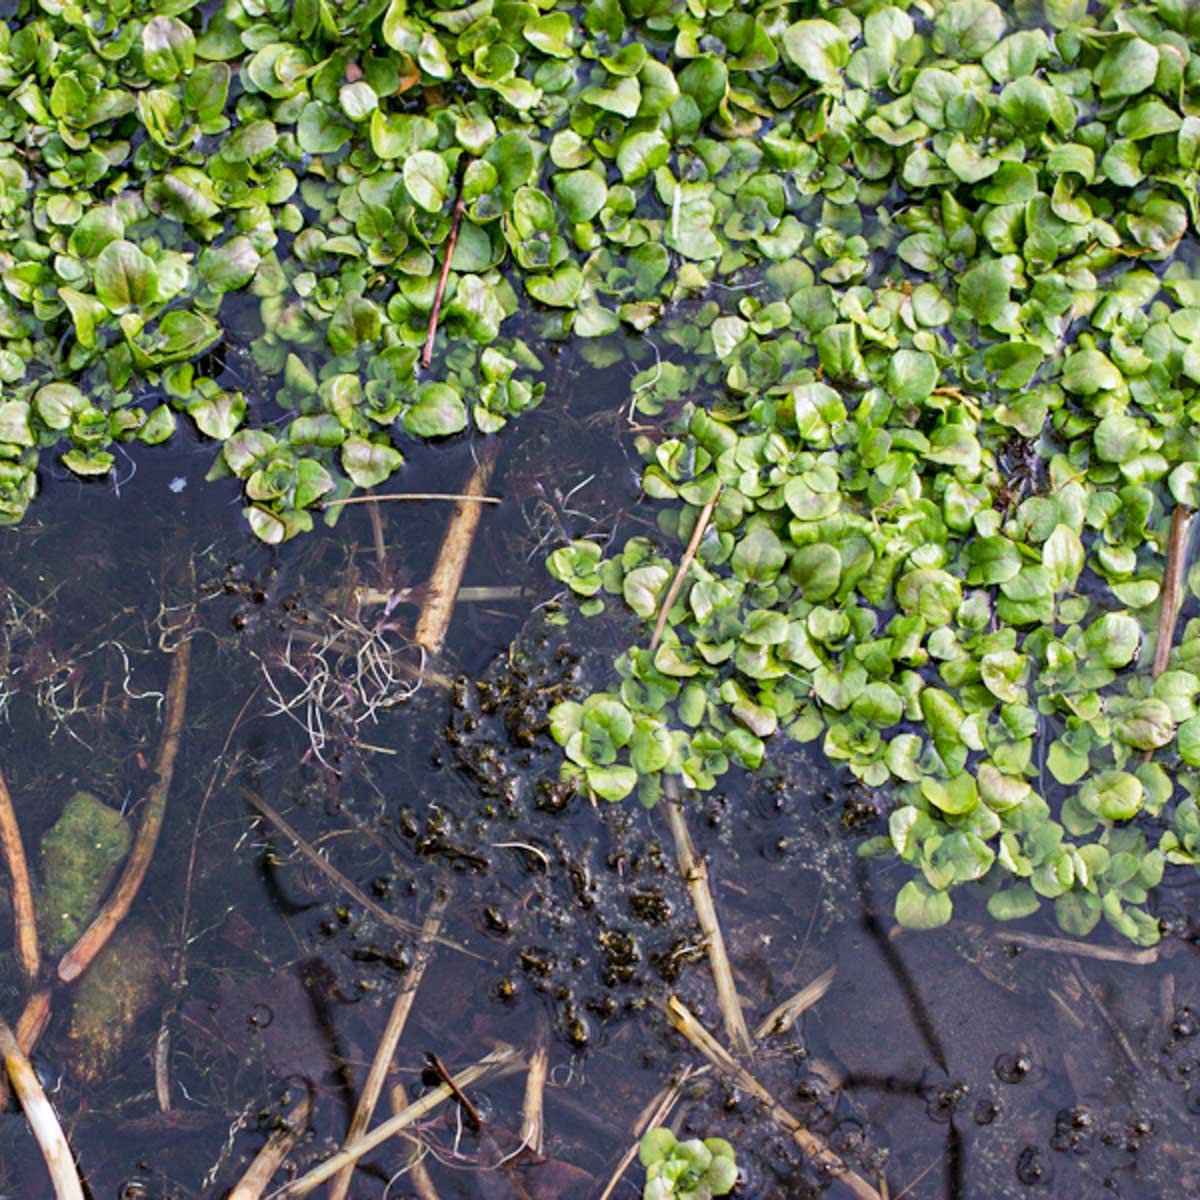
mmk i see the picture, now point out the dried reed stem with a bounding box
[327,889,450,1200]
[271,1046,523,1197]
[650,491,720,652]
[663,778,753,1057]
[322,493,501,509]
[948,923,1159,965]
[753,966,837,1040]
[414,441,501,656]
[59,636,191,984]
[662,997,883,1200]
[520,1041,548,1157]
[0,1017,84,1200]
[390,1083,443,1200]
[0,765,38,983]
[228,1092,314,1200]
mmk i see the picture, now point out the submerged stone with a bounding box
[38,791,132,956]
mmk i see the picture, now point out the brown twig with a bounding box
[0,1017,84,1200]
[0,988,52,1110]
[320,492,501,509]
[662,997,883,1200]
[270,1046,523,1197]
[240,787,478,958]
[1154,505,1192,678]
[421,190,467,368]
[0,765,38,984]
[228,1091,314,1200]
[663,779,753,1057]
[426,1051,483,1129]
[59,636,191,984]
[414,441,501,656]
[650,491,720,652]
[327,889,451,1200]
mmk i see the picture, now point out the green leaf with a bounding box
[1094,37,1159,100]
[895,880,953,930]
[404,151,451,212]
[341,437,402,488]
[782,20,850,87]
[93,241,158,313]
[403,383,467,438]
[142,15,196,84]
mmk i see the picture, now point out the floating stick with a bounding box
[1154,505,1192,678]
[414,441,501,656]
[228,1092,314,1200]
[0,1017,84,1200]
[321,493,501,509]
[663,778,753,1057]
[59,636,191,983]
[327,889,450,1200]
[0,765,38,984]
[650,491,720,652]
[754,966,837,1040]
[421,191,468,369]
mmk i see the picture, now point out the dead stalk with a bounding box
[356,585,525,608]
[520,1041,549,1157]
[753,966,838,1040]
[1154,505,1192,678]
[650,491,720,652]
[421,191,467,368]
[414,440,501,656]
[662,997,883,1200]
[59,636,191,984]
[269,1046,523,1198]
[228,1092,314,1200]
[327,889,451,1200]
[240,787,478,958]
[663,778,753,1057]
[946,923,1160,965]
[0,1017,85,1200]
[321,493,501,509]
[0,765,38,983]
[0,988,53,1116]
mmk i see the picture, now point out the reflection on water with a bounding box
[0,376,1198,1200]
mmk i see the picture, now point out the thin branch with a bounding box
[240,787,480,958]
[663,778,753,1057]
[753,966,837,1041]
[1154,505,1192,678]
[59,636,191,984]
[327,889,451,1200]
[228,1091,314,1200]
[0,1017,84,1200]
[0,765,38,983]
[421,191,468,369]
[426,1052,483,1129]
[0,988,52,1113]
[662,997,883,1200]
[650,491,720,652]
[948,923,1159,965]
[269,1046,523,1198]
[414,441,501,657]
[320,493,501,510]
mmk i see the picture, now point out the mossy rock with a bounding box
[38,791,132,956]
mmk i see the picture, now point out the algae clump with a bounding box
[38,791,132,956]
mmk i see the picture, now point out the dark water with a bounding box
[1,358,1199,1200]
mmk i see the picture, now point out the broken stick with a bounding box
[421,190,468,369]
[413,440,501,656]
[650,490,720,652]
[662,997,883,1200]
[228,1091,314,1200]
[272,1045,523,1197]
[327,889,451,1200]
[0,1016,84,1200]
[1154,505,1192,678]
[59,635,191,984]
[0,765,38,984]
[663,777,753,1057]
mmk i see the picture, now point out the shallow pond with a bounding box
[2,351,1198,1200]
